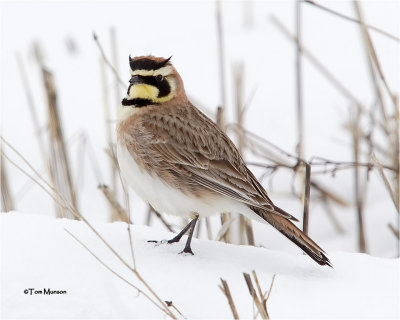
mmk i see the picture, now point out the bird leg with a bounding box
[148,215,199,255]
[179,215,199,255]
[166,218,196,244]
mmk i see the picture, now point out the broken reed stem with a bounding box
[351,107,367,253]
[234,126,351,201]
[106,146,132,218]
[126,221,137,271]
[94,33,132,221]
[355,1,400,208]
[238,127,396,174]
[1,148,14,211]
[45,68,78,219]
[393,96,399,212]
[15,53,48,164]
[105,146,132,226]
[147,206,174,232]
[93,32,125,88]
[353,2,389,129]
[372,154,399,212]
[110,28,122,221]
[219,278,240,319]
[354,1,399,252]
[310,180,349,207]
[110,27,121,106]
[264,274,276,304]
[255,274,276,319]
[216,0,227,111]
[393,96,400,216]
[204,217,213,240]
[302,162,311,235]
[251,271,264,306]
[234,63,255,246]
[234,63,245,154]
[295,0,304,160]
[243,273,268,319]
[388,223,400,240]
[321,195,346,234]
[1,138,177,319]
[100,58,119,221]
[16,52,54,210]
[98,184,130,223]
[34,44,78,219]
[353,1,397,109]
[303,0,400,42]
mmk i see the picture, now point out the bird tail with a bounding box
[252,206,332,267]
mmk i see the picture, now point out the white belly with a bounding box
[117,144,264,221]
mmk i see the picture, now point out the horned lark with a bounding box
[117,55,331,266]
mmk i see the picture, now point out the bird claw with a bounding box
[147,239,168,246]
[178,247,194,255]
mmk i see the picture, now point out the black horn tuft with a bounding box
[129,56,172,71]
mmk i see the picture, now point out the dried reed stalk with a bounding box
[270,15,363,107]
[16,53,48,162]
[320,194,345,234]
[216,2,235,244]
[350,107,367,253]
[303,0,399,42]
[204,216,213,240]
[388,223,400,240]
[95,31,133,223]
[34,43,78,219]
[110,28,123,220]
[353,2,397,109]
[219,278,240,319]
[2,138,177,319]
[243,272,268,319]
[216,0,227,110]
[234,63,255,246]
[302,162,311,235]
[93,32,125,87]
[253,274,276,319]
[295,0,304,160]
[100,58,119,221]
[354,1,399,252]
[146,205,174,233]
[98,184,129,223]
[1,148,14,211]
[234,125,350,211]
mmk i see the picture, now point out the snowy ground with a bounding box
[1,212,399,319]
[1,1,399,318]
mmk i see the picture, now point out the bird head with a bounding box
[122,55,184,107]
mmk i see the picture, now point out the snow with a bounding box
[1,0,399,318]
[1,212,399,319]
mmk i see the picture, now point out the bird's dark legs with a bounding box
[167,218,196,244]
[148,215,199,254]
[179,215,198,255]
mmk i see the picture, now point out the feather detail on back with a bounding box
[118,100,297,221]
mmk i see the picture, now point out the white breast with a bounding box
[116,143,263,222]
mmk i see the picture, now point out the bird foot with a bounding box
[147,239,168,246]
[178,247,194,255]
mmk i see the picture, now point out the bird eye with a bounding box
[155,74,164,82]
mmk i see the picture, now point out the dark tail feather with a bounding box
[252,207,332,267]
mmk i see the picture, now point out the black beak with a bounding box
[129,75,144,84]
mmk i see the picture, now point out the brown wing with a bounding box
[136,102,297,221]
